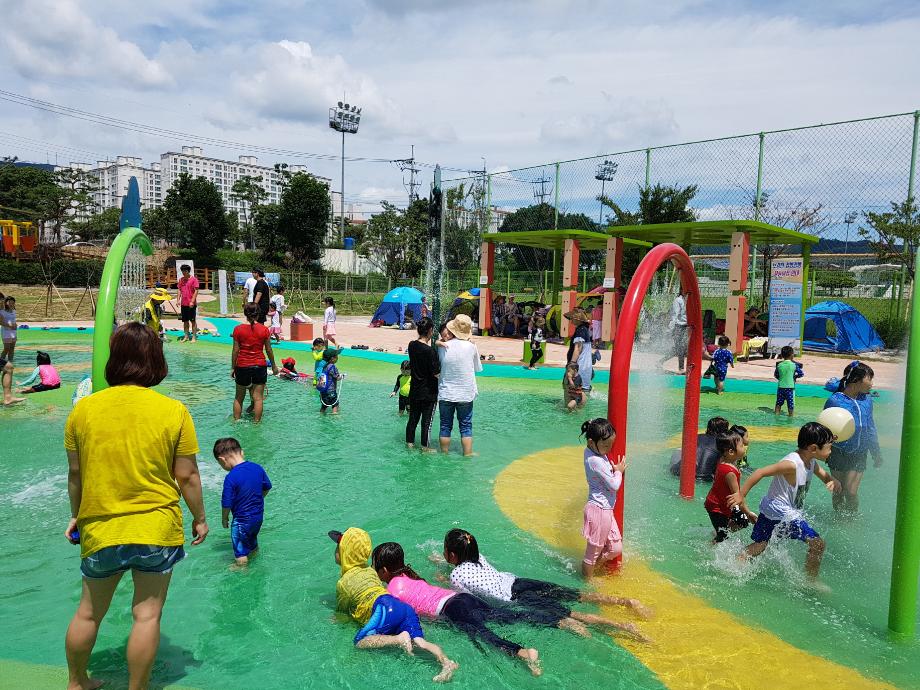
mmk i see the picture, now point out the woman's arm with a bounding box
[263,340,279,375]
[174,454,208,545]
[230,339,240,373]
[64,450,82,541]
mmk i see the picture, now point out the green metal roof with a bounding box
[482,229,652,250]
[604,220,819,246]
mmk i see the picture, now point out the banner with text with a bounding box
[768,258,804,352]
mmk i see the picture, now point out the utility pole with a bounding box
[532,173,552,205]
[395,145,421,202]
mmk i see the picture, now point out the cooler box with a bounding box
[523,340,546,365]
[290,321,314,342]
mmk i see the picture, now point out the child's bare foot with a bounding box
[235,555,249,566]
[517,648,542,676]
[397,631,413,655]
[806,579,831,594]
[67,677,104,690]
[433,659,458,683]
[615,621,651,642]
[558,617,591,637]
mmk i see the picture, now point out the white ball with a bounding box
[817,407,856,442]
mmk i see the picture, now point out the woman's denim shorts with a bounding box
[81,544,186,579]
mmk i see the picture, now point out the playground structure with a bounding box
[0,219,38,257]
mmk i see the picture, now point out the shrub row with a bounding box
[0,258,105,287]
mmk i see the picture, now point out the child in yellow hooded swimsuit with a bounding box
[330,527,458,683]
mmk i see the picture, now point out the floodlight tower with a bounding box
[843,210,858,262]
[595,159,618,226]
[329,100,362,244]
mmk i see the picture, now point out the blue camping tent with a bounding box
[803,301,885,353]
[371,286,425,326]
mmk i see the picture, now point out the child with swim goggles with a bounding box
[329,528,457,683]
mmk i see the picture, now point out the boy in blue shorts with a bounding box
[330,527,457,682]
[728,422,839,584]
[214,437,272,566]
[703,335,734,394]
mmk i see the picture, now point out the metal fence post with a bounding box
[755,132,766,221]
[644,149,651,189]
[486,173,492,232]
[554,163,560,230]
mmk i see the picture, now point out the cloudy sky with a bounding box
[1,0,919,214]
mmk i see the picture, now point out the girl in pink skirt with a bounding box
[580,417,626,578]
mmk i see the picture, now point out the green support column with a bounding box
[799,244,810,357]
[888,248,920,639]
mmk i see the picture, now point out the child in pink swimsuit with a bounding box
[18,351,61,394]
[372,542,543,676]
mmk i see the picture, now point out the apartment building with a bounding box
[70,156,162,211]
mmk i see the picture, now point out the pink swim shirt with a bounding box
[386,574,456,618]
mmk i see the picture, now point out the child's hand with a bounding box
[745,508,758,523]
[389,392,396,398]
[726,492,743,508]
[826,479,841,493]
[611,456,627,473]
[434,572,450,584]
[428,552,445,564]
[222,519,229,529]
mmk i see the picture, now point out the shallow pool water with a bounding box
[1,332,917,689]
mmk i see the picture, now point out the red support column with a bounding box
[478,241,495,335]
[607,244,702,569]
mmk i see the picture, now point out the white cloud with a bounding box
[1,0,172,88]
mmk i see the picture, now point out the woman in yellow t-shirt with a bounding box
[63,322,208,690]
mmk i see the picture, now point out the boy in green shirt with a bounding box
[774,345,804,416]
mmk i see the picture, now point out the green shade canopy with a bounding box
[483,229,652,250]
[604,220,820,246]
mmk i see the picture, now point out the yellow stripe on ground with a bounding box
[494,446,894,690]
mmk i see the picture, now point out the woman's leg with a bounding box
[420,401,436,449]
[66,573,124,690]
[126,570,172,690]
[233,384,247,420]
[250,384,265,423]
[457,401,474,456]
[405,401,423,446]
[438,401,454,453]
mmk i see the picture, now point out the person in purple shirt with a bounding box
[214,437,272,566]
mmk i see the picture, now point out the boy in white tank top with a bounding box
[727,422,839,583]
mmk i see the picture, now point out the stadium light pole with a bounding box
[329,101,362,244]
[843,210,858,262]
[594,159,618,227]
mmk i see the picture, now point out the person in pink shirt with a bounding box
[18,350,61,394]
[372,542,543,676]
[178,264,200,342]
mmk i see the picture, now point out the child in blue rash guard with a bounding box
[823,361,882,514]
[317,348,344,414]
[214,437,271,566]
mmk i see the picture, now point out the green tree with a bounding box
[497,203,595,272]
[0,160,57,223]
[360,199,429,282]
[599,183,698,226]
[43,168,99,243]
[141,206,175,244]
[859,197,920,279]
[67,206,122,242]
[162,173,229,256]
[230,175,268,250]
[277,173,331,266]
[252,202,284,263]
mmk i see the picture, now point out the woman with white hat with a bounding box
[436,314,482,456]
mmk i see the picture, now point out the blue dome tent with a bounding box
[802,300,885,353]
[371,286,425,326]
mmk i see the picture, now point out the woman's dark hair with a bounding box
[444,528,480,566]
[838,361,874,391]
[706,417,730,436]
[580,417,615,443]
[243,302,259,323]
[715,432,742,456]
[36,351,51,365]
[105,322,168,387]
[416,316,434,337]
[372,542,424,581]
[213,437,242,459]
[324,296,335,307]
[798,422,835,450]
[729,424,748,438]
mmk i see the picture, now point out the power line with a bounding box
[0,89,468,172]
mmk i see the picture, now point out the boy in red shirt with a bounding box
[704,432,758,543]
[178,264,199,342]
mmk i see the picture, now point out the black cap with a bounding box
[328,530,343,543]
